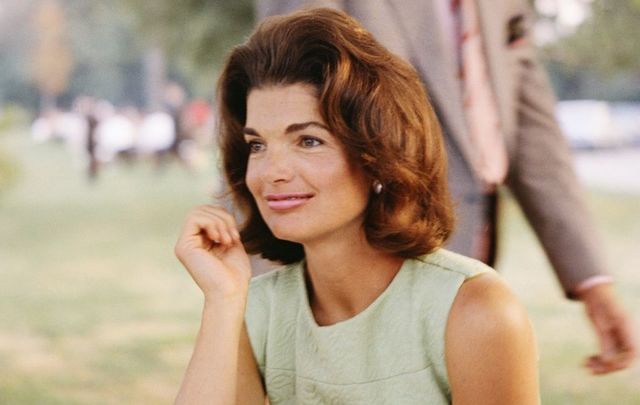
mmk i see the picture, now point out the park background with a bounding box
[1,0,639,403]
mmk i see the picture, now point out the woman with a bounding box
[174,8,539,404]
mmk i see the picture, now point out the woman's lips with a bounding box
[264,193,314,210]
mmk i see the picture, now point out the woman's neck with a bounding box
[303,233,404,326]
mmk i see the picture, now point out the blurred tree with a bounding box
[62,0,146,107]
[30,0,74,111]
[0,0,39,108]
[119,0,254,98]
[0,0,146,111]
[541,0,640,100]
[547,0,640,73]
[0,147,19,194]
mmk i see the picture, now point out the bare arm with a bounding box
[446,273,540,405]
[174,205,265,404]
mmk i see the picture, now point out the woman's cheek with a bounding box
[245,160,261,198]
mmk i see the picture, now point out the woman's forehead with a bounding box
[245,84,325,131]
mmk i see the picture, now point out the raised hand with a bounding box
[175,205,252,302]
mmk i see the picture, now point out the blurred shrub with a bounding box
[0,104,27,192]
[0,104,32,133]
[0,148,20,193]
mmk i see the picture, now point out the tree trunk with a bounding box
[144,46,165,111]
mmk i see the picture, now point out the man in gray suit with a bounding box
[256,0,636,373]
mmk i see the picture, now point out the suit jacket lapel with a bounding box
[385,0,477,171]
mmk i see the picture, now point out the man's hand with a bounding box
[577,283,637,374]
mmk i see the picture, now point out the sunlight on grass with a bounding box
[1,128,639,404]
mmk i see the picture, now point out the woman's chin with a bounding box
[268,225,311,245]
[271,230,304,244]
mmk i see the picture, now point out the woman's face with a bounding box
[244,83,370,246]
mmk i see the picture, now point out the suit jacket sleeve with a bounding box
[505,2,608,297]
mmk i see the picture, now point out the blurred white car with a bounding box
[136,112,175,155]
[555,100,625,149]
[95,114,137,162]
[609,102,640,147]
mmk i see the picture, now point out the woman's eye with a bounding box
[300,136,322,148]
[247,140,265,153]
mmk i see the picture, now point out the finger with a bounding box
[586,334,636,373]
[598,315,636,364]
[598,325,618,362]
[177,213,229,251]
[612,317,637,356]
[202,219,234,247]
[199,208,241,244]
[197,210,240,246]
[197,205,242,242]
[186,207,236,243]
[585,352,632,375]
[584,316,636,374]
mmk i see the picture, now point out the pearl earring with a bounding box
[373,180,383,194]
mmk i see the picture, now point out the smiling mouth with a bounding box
[265,193,313,210]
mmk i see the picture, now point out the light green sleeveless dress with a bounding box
[245,248,492,404]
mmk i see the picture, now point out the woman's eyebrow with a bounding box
[242,121,329,136]
[242,127,261,136]
[285,121,329,133]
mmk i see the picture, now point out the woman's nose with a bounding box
[262,144,293,183]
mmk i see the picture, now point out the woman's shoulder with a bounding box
[448,272,531,333]
[445,272,540,403]
[412,248,494,280]
[446,265,533,352]
[392,249,497,316]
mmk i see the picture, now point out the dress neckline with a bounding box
[297,257,412,331]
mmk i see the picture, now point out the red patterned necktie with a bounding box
[452,0,509,188]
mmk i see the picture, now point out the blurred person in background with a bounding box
[257,0,637,374]
[74,96,100,181]
[174,8,539,403]
[163,81,188,163]
[179,99,215,171]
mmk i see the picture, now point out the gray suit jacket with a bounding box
[256,0,607,295]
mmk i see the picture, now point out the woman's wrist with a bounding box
[203,292,248,318]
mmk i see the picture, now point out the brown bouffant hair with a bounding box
[218,7,454,263]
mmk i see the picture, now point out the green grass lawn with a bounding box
[1,128,639,404]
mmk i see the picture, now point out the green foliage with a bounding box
[62,0,146,106]
[0,0,40,109]
[0,148,20,193]
[0,0,148,109]
[0,106,29,192]
[547,0,640,74]
[0,105,32,131]
[540,0,640,100]
[119,0,254,96]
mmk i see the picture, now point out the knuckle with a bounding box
[174,244,184,259]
